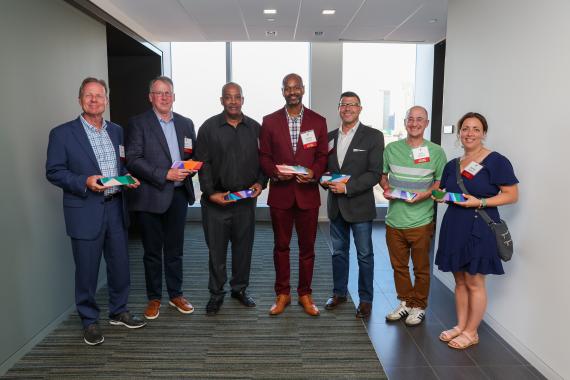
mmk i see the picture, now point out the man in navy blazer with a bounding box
[323,91,384,319]
[125,76,196,320]
[46,77,146,346]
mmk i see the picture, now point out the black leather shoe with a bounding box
[356,302,372,318]
[206,296,224,316]
[325,295,348,310]
[231,290,256,307]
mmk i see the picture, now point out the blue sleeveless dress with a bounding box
[435,152,518,275]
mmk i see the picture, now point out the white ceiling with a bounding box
[90,0,447,43]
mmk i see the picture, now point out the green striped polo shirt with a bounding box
[383,138,447,229]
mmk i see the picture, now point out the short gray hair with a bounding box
[78,77,108,98]
[149,76,174,92]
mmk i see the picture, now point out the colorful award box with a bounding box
[431,190,467,202]
[224,189,255,201]
[275,164,308,175]
[387,189,417,201]
[98,175,136,186]
[320,173,351,184]
[171,160,203,171]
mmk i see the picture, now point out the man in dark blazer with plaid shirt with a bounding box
[125,76,196,320]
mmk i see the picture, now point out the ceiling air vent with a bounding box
[265,31,277,37]
[315,31,324,37]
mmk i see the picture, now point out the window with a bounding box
[231,42,310,123]
[172,42,227,203]
[171,42,227,129]
[342,43,418,204]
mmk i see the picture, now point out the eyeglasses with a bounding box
[338,102,360,108]
[151,91,173,98]
[405,117,426,124]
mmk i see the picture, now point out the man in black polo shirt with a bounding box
[195,82,267,315]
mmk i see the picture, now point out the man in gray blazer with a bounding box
[125,76,196,320]
[323,91,384,318]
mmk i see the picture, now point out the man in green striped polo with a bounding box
[380,106,447,326]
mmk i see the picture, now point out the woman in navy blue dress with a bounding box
[434,112,519,349]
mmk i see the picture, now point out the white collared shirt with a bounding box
[337,121,360,168]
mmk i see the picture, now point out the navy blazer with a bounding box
[326,123,384,223]
[46,117,129,240]
[125,109,196,213]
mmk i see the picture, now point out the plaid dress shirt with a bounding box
[286,107,304,153]
[80,115,119,196]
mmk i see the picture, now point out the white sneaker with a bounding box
[405,307,426,326]
[385,301,410,321]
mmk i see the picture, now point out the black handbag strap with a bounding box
[455,158,495,226]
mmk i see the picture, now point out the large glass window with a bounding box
[231,42,310,123]
[171,42,227,129]
[172,42,227,202]
[342,43,417,204]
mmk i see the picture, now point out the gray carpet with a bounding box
[4,222,386,379]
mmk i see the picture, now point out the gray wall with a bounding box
[435,1,569,379]
[0,0,108,373]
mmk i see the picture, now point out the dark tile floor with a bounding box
[318,222,546,380]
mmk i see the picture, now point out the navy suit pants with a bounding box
[71,196,130,328]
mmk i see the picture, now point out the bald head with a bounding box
[282,73,304,88]
[405,106,429,120]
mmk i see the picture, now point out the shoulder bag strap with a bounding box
[455,157,495,225]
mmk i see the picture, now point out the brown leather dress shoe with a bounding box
[356,302,372,318]
[298,294,320,316]
[269,294,291,316]
[324,295,348,310]
[144,299,161,320]
[169,296,194,314]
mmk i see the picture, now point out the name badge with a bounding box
[462,161,483,179]
[328,139,335,153]
[300,130,317,149]
[412,146,430,164]
[119,145,125,160]
[184,137,193,153]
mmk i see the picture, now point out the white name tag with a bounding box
[184,137,193,153]
[300,130,317,149]
[119,145,125,160]
[412,146,430,164]
[462,161,483,179]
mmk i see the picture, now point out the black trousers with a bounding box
[201,197,256,298]
[138,187,188,300]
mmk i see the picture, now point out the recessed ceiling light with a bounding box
[428,18,438,23]
[322,9,336,15]
[264,9,277,15]
[266,18,276,22]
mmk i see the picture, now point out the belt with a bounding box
[104,192,122,202]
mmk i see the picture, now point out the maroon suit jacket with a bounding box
[259,106,328,210]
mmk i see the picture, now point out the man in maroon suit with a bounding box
[259,73,328,316]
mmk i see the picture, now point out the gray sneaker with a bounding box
[385,301,410,321]
[405,307,426,326]
[109,312,146,329]
[83,323,104,346]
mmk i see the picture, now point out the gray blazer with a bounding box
[125,109,196,213]
[326,123,384,223]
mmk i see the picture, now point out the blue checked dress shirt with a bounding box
[286,107,304,153]
[80,115,119,196]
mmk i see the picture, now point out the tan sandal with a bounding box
[448,332,479,350]
[439,326,462,342]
